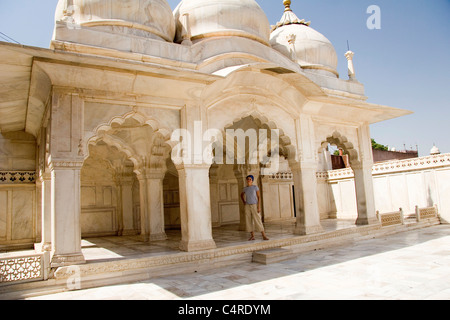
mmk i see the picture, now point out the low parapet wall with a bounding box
[318,153,450,223]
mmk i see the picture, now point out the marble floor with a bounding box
[27,224,450,300]
[80,219,359,263]
[0,219,360,263]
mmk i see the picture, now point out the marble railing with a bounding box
[264,154,450,182]
[321,153,450,181]
[416,205,438,221]
[0,254,44,284]
[376,208,405,227]
[268,172,293,180]
[376,205,439,227]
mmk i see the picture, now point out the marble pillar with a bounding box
[209,164,220,226]
[137,171,167,241]
[177,164,216,252]
[353,162,378,225]
[291,162,323,235]
[354,124,379,225]
[120,178,135,235]
[35,173,52,253]
[50,162,85,267]
[291,114,323,235]
[146,173,167,241]
[48,91,85,267]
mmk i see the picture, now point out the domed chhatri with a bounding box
[430,145,441,155]
[270,0,338,77]
[54,0,175,42]
[173,0,271,45]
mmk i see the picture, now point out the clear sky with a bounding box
[0,0,448,156]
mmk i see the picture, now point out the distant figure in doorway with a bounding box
[240,175,269,241]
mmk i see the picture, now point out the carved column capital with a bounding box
[48,159,84,171]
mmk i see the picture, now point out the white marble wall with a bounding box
[80,183,118,236]
[215,180,240,225]
[323,154,450,223]
[0,186,37,248]
[0,131,38,248]
[261,178,295,222]
[0,131,36,171]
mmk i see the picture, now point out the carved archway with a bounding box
[207,110,299,230]
[319,131,360,167]
[83,111,175,240]
[318,130,378,225]
[86,110,173,172]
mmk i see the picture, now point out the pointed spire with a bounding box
[272,0,310,32]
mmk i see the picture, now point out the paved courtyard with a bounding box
[28,224,450,300]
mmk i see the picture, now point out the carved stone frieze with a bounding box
[0,171,36,184]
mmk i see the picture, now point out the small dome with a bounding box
[430,145,440,155]
[174,0,271,45]
[270,1,338,77]
[55,0,175,42]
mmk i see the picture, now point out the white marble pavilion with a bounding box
[0,0,416,269]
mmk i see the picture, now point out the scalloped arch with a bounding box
[87,133,141,168]
[213,110,297,163]
[319,131,360,166]
[86,111,173,169]
[94,111,168,138]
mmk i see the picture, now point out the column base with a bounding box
[355,216,380,226]
[140,232,168,242]
[294,224,324,236]
[121,229,139,236]
[51,253,86,268]
[179,239,216,252]
[149,232,168,241]
[34,242,51,253]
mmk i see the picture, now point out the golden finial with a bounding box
[283,0,292,12]
[272,0,310,32]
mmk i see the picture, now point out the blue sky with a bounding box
[0,0,448,156]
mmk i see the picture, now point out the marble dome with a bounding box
[54,0,175,42]
[430,145,440,155]
[173,0,271,45]
[270,1,338,77]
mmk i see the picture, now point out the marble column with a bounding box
[209,164,220,227]
[50,162,85,267]
[35,173,52,253]
[353,162,378,225]
[177,164,216,252]
[354,123,378,225]
[137,171,167,241]
[291,161,323,235]
[120,177,135,235]
[47,91,85,267]
[146,172,167,241]
[137,176,148,241]
[291,114,323,235]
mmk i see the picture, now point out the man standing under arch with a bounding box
[241,175,269,241]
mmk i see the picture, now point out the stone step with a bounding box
[252,218,442,265]
[252,247,293,265]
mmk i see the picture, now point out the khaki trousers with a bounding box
[245,204,265,232]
